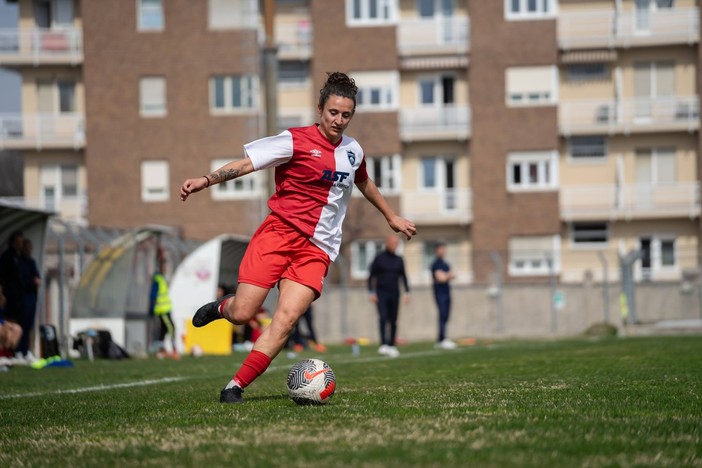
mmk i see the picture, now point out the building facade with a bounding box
[1,0,700,288]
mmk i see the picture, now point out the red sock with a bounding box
[217,296,234,317]
[233,350,272,389]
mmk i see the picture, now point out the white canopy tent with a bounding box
[170,234,277,353]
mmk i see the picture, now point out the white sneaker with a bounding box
[378,345,389,355]
[439,339,457,350]
[386,346,400,358]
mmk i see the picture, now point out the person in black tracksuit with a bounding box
[368,235,409,357]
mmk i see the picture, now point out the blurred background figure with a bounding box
[17,238,41,362]
[0,284,23,369]
[430,242,457,350]
[368,235,410,358]
[150,257,178,360]
[0,231,26,361]
[286,306,327,357]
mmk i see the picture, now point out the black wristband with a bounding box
[203,175,211,187]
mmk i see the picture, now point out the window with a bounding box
[419,74,455,106]
[640,236,677,278]
[208,0,257,30]
[139,77,166,117]
[420,156,458,210]
[566,64,607,82]
[141,160,169,202]
[210,75,258,113]
[505,0,557,20]
[138,0,164,31]
[209,158,261,200]
[57,80,76,113]
[635,0,674,32]
[634,61,675,120]
[40,163,79,211]
[278,61,309,87]
[569,136,607,161]
[507,151,558,191]
[418,0,456,18]
[571,222,609,246]
[61,164,78,197]
[509,235,560,276]
[346,0,397,26]
[37,79,76,114]
[367,154,401,194]
[34,0,74,28]
[352,71,399,111]
[350,239,384,279]
[507,66,558,106]
[635,147,676,185]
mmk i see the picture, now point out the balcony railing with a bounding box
[0,195,87,221]
[399,105,470,141]
[0,27,82,65]
[397,16,469,55]
[401,188,472,225]
[558,7,699,49]
[0,113,86,150]
[560,182,700,221]
[276,21,312,59]
[559,96,699,135]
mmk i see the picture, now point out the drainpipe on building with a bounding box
[262,0,278,203]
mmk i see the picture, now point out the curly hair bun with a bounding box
[324,72,357,93]
[319,71,358,110]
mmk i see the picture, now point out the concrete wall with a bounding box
[312,282,701,344]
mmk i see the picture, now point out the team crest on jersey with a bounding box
[347,150,356,165]
[310,149,322,158]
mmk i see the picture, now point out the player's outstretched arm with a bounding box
[180,158,255,201]
[356,178,417,240]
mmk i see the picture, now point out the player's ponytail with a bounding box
[318,72,357,111]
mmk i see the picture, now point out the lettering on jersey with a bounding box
[321,170,351,188]
[347,150,356,165]
[310,149,322,158]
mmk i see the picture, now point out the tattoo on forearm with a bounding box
[209,168,240,183]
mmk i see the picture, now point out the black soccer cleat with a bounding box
[192,293,234,328]
[220,386,244,404]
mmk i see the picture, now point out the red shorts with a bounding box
[238,214,331,299]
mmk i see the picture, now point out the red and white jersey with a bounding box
[244,124,368,261]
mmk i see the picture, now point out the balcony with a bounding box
[399,105,470,142]
[401,188,472,225]
[0,113,85,150]
[560,182,700,221]
[397,16,469,56]
[558,8,699,50]
[0,28,82,66]
[276,20,312,60]
[0,195,87,222]
[559,96,699,136]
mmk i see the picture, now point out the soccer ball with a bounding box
[286,358,336,405]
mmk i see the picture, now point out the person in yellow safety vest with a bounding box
[150,267,179,360]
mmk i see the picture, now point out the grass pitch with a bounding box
[0,336,700,467]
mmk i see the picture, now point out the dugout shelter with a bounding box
[70,226,196,356]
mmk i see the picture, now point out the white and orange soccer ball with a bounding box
[286,358,336,405]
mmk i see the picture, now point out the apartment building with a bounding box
[1,0,699,287]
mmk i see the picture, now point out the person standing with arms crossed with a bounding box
[431,242,457,350]
[180,72,416,403]
[368,235,410,358]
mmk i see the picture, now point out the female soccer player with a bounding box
[180,72,416,403]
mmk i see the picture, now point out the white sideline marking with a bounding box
[1,376,188,400]
[2,348,469,400]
